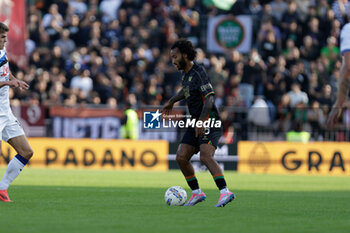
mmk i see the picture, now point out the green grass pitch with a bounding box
[0,168,349,233]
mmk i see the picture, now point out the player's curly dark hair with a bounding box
[171,38,197,61]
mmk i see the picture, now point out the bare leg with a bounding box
[7,135,33,160]
[199,144,222,176]
[0,135,33,197]
[176,143,197,177]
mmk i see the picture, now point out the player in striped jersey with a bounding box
[0,22,33,202]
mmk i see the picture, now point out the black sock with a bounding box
[213,174,227,190]
[185,175,199,190]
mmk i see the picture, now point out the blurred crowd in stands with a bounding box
[9,0,347,140]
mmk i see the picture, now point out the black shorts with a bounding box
[180,127,222,153]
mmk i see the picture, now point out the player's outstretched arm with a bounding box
[327,51,350,128]
[162,88,185,115]
[9,73,29,90]
[0,79,20,88]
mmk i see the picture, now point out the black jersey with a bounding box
[181,62,221,121]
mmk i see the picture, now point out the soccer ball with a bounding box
[164,186,187,206]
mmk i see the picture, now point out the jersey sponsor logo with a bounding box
[183,86,190,98]
[200,83,213,92]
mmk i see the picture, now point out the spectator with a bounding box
[285,46,301,68]
[330,18,341,39]
[55,29,76,59]
[276,93,292,135]
[28,13,43,46]
[322,8,336,36]
[281,1,299,32]
[264,71,285,106]
[241,49,266,98]
[300,35,320,61]
[304,17,325,49]
[100,0,122,24]
[42,4,63,29]
[318,84,334,109]
[248,97,270,126]
[308,72,322,103]
[286,120,310,143]
[307,100,326,140]
[249,0,263,42]
[103,20,122,46]
[9,0,350,140]
[282,20,302,47]
[224,49,241,77]
[328,63,340,98]
[261,3,278,24]
[45,17,63,45]
[48,46,65,70]
[295,0,313,23]
[214,85,225,109]
[270,0,288,22]
[259,29,281,60]
[69,0,88,18]
[70,69,93,99]
[317,0,330,19]
[208,55,227,89]
[93,73,112,104]
[67,14,84,46]
[287,82,308,107]
[120,102,139,140]
[257,18,281,50]
[320,36,340,71]
[285,64,308,92]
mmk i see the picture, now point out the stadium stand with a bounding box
[8,0,348,141]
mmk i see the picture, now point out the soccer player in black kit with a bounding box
[162,39,235,207]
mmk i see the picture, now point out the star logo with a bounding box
[143,110,162,129]
[150,110,162,122]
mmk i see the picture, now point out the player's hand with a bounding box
[18,80,29,90]
[8,79,29,90]
[195,124,205,137]
[162,101,174,115]
[7,79,20,88]
[326,105,342,129]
